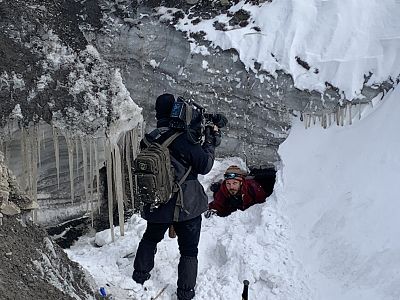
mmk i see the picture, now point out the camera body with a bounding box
[169,96,228,144]
[169,96,205,130]
[169,96,228,130]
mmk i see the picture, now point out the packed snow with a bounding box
[66,157,310,300]
[277,86,400,300]
[164,0,400,99]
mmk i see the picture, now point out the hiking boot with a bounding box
[177,287,195,300]
[132,270,151,285]
[177,256,197,300]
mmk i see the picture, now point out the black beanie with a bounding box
[155,93,175,120]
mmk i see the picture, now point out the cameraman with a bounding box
[132,94,223,300]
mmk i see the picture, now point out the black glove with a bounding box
[210,182,221,193]
[204,209,218,218]
[213,130,221,147]
[205,113,228,128]
[204,127,222,147]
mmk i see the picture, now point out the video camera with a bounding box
[170,96,227,130]
[169,96,228,143]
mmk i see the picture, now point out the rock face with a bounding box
[0,216,95,300]
[0,0,141,226]
[91,4,392,166]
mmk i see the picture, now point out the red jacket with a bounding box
[208,179,267,217]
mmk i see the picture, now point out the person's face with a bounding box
[225,179,242,196]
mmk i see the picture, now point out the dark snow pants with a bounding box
[132,215,202,300]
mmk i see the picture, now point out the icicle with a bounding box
[31,126,38,196]
[94,139,101,213]
[37,127,41,168]
[303,114,308,129]
[89,139,94,227]
[32,125,39,193]
[304,114,309,128]
[138,121,145,140]
[20,127,28,191]
[66,136,75,203]
[358,102,362,120]
[75,138,80,176]
[52,126,60,189]
[81,137,90,212]
[340,107,345,126]
[42,130,46,150]
[325,114,328,128]
[328,113,332,127]
[131,129,139,210]
[26,128,33,195]
[113,145,125,236]
[131,127,139,157]
[2,141,8,172]
[120,134,127,205]
[106,140,115,242]
[126,132,134,209]
[335,108,340,126]
[18,126,37,222]
[348,103,352,125]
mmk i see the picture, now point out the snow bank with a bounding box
[277,85,400,299]
[172,0,400,99]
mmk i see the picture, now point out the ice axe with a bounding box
[242,280,249,300]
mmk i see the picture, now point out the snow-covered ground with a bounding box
[67,82,399,300]
[66,156,310,300]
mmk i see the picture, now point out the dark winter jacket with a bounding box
[141,123,215,223]
[208,179,267,217]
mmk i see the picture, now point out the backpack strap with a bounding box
[173,165,192,222]
[160,131,183,147]
[142,136,151,147]
[159,131,192,221]
[144,127,171,147]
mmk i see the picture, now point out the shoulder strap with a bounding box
[161,131,183,148]
[143,128,181,148]
[173,165,192,222]
[142,136,151,147]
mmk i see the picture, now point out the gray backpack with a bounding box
[133,130,191,212]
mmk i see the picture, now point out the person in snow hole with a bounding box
[206,165,276,217]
